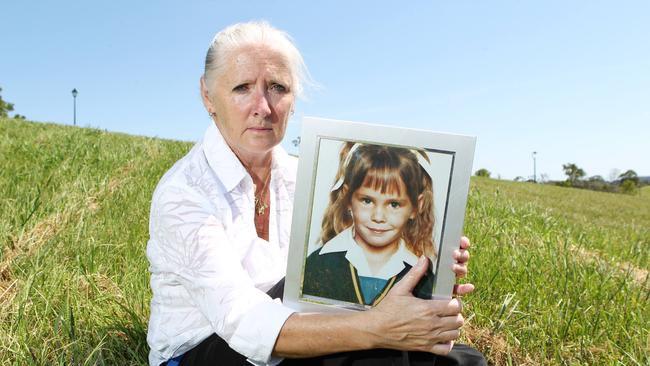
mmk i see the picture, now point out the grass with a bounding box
[1,118,190,365]
[463,178,649,365]
[1,118,648,365]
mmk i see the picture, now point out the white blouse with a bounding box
[146,123,297,366]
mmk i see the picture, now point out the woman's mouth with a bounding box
[247,126,273,133]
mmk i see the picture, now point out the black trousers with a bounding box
[177,279,487,366]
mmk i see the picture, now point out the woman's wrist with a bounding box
[353,308,386,349]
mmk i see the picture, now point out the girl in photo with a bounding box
[303,142,436,306]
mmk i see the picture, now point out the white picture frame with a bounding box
[284,117,476,313]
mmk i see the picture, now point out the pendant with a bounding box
[254,197,268,216]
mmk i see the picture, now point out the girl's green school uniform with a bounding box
[303,228,435,306]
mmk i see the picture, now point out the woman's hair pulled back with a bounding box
[204,21,309,97]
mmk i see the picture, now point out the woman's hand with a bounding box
[452,236,475,296]
[364,256,464,355]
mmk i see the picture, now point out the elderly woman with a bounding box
[146,21,486,366]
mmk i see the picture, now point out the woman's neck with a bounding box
[235,150,273,184]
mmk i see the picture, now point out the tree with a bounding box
[562,163,586,185]
[620,179,638,194]
[618,169,639,186]
[474,168,491,178]
[0,87,15,118]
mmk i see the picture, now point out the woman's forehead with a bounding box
[224,45,292,81]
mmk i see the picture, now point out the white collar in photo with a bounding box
[319,227,419,280]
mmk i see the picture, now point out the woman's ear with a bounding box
[200,76,215,117]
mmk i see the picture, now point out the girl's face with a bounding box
[349,178,416,252]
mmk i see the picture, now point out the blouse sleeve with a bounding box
[148,185,295,364]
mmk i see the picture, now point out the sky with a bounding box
[2,1,648,181]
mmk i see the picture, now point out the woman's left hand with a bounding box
[452,236,475,296]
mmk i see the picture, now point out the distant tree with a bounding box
[588,175,605,182]
[0,87,15,118]
[562,163,586,185]
[620,179,638,194]
[514,176,524,182]
[13,114,26,120]
[475,168,491,178]
[618,170,639,186]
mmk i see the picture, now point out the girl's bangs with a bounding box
[361,167,404,195]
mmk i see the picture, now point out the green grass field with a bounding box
[1,118,648,365]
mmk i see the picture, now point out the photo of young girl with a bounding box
[302,142,437,307]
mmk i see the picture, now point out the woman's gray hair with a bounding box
[204,21,310,98]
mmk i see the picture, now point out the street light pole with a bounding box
[71,88,78,126]
[532,151,537,183]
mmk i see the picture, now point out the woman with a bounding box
[146,21,486,366]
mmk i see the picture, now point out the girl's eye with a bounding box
[233,84,250,93]
[389,201,401,208]
[361,197,372,205]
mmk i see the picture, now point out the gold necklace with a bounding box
[253,169,271,216]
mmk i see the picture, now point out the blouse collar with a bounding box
[201,122,295,193]
[319,227,419,280]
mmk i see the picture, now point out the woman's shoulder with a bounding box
[154,138,233,200]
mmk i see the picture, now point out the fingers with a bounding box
[453,283,475,296]
[390,256,429,295]
[434,297,462,316]
[431,341,455,356]
[452,263,468,278]
[453,249,470,263]
[460,236,471,249]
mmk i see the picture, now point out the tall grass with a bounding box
[1,118,191,364]
[464,178,649,365]
[1,119,648,365]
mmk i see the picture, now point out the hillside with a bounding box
[1,119,648,365]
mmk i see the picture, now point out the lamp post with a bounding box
[71,88,78,126]
[532,151,537,183]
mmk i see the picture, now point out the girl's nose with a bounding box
[371,206,386,222]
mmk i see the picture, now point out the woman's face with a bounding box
[349,177,416,252]
[202,45,295,161]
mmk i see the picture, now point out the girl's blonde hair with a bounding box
[319,142,435,257]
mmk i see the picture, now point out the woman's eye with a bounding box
[361,197,372,205]
[389,201,401,208]
[270,83,287,93]
[233,84,249,93]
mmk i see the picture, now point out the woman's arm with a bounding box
[274,256,464,358]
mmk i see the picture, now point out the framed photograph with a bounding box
[284,117,476,313]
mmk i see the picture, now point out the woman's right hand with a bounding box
[364,256,464,355]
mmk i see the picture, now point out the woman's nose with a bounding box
[252,88,272,118]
